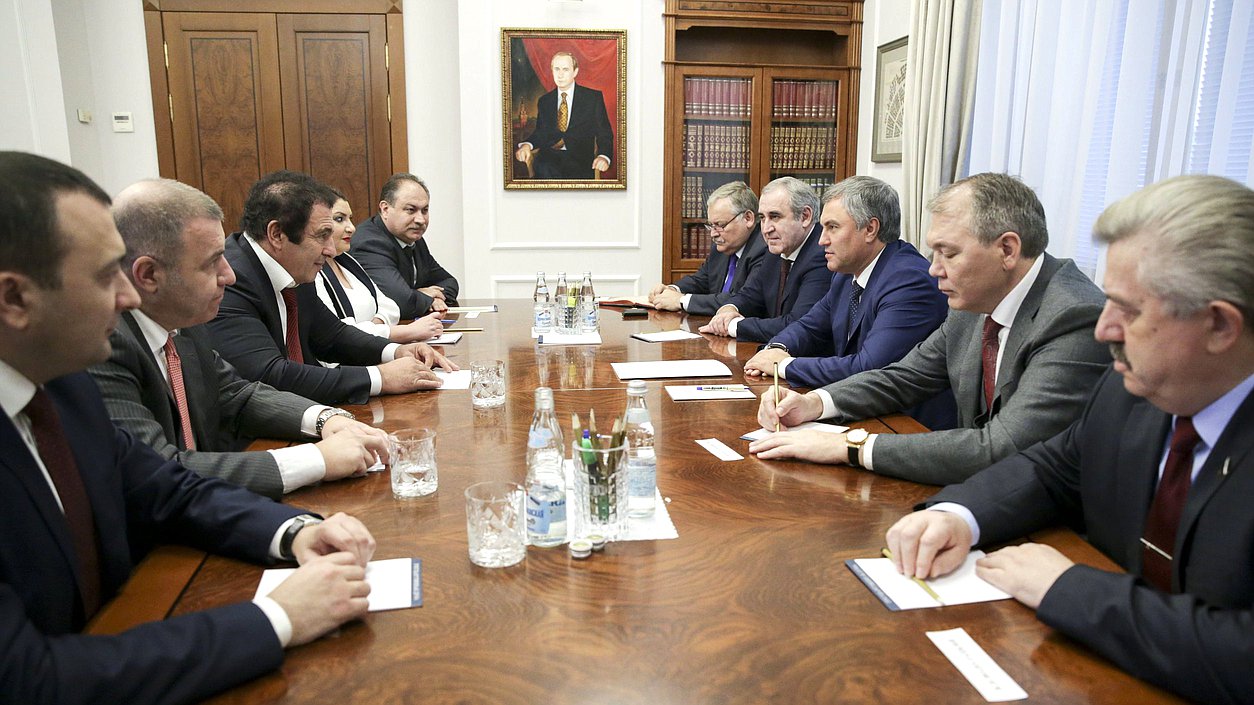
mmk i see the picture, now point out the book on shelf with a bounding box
[685,77,751,118]
[772,80,838,120]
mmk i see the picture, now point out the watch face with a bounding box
[847,429,869,444]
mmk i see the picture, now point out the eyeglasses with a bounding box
[704,212,752,233]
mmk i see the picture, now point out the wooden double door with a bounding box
[145,2,406,230]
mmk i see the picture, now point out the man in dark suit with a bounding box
[89,179,389,499]
[0,151,375,705]
[350,173,460,319]
[208,171,455,406]
[514,51,614,180]
[885,175,1254,705]
[753,173,1109,484]
[700,177,831,342]
[743,176,955,430]
[648,181,768,316]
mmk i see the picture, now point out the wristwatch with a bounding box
[279,514,323,561]
[846,428,870,468]
[761,342,789,353]
[315,408,355,436]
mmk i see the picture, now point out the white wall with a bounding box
[857,0,911,195]
[0,0,71,160]
[444,0,666,299]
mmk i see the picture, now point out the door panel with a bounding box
[163,13,284,231]
[277,14,391,217]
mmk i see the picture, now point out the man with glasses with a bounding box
[700,177,831,342]
[649,181,767,316]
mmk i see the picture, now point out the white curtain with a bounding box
[966,0,1254,280]
[902,0,983,253]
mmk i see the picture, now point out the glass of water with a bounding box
[389,428,438,498]
[470,359,506,409]
[464,481,526,568]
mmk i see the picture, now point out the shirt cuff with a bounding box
[252,596,293,648]
[267,444,328,494]
[928,503,982,546]
[861,434,878,470]
[300,405,328,438]
[727,316,744,337]
[368,367,382,396]
[270,517,299,559]
[679,292,692,310]
[816,389,838,419]
[381,343,400,362]
[777,357,795,379]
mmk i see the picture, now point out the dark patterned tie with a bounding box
[163,336,196,450]
[281,288,304,364]
[407,245,420,288]
[1141,417,1200,592]
[25,388,101,616]
[555,92,569,149]
[981,316,1002,411]
[775,258,792,317]
[721,254,739,293]
[847,281,864,340]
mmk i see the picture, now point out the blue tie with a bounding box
[721,254,739,293]
[847,281,864,340]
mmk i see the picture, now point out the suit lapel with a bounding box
[951,312,986,424]
[120,311,180,431]
[1175,386,1254,575]
[231,234,286,349]
[171,331,208,449]
[734,227,764,290]
[994,255,1062,405]
[1118,400,1173,574]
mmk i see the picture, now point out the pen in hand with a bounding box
[772,362,781,432]
[881,547,944,605]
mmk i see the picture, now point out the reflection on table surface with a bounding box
[97,300,1185,705]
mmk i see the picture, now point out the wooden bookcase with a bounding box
[662,0,863,283]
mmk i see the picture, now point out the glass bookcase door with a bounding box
[768,78,840,196]
[680,75,754,261]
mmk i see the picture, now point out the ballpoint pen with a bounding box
[881,548,944,605]
[772,362,781,432]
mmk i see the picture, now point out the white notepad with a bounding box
[665,384,756,401]
[631,330,702,343]
[611,359,732,380]
[740,421,849,441]
[255,557,422,612]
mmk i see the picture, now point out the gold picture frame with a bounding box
[501,28,627,190]
[872,36,907,164]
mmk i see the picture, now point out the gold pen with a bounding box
[881,548,944,605]
[772,362,781,432]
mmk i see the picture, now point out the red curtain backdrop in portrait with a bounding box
[523,37,619,149]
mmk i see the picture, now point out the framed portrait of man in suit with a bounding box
[501,28,627,190]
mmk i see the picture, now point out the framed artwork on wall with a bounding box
[872,36,907,163]
[501,28,627,190]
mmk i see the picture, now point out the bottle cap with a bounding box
[627,379,647,395]
[569,538,593,559]
[587,534,607,551]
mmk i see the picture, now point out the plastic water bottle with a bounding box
[555,272,576,333]
[526,387,567,546]
[623,379,657,518]
[579,271,598,332]
[532,271,552,333]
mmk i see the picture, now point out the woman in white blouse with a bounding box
[317,192,445,342]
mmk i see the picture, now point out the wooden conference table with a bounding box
[92,300,1183,704]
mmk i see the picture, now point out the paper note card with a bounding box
[434,369,473,390]
[631,330,702,343]
[255,557,422,612]
[611,360,732,380]
[445,305,497,313]
[845,550,1011,610]
[665,384,756,401]
[927,628,1028,702]
[740,421,849,442]
[427,332,463,345]
[696,438,744,461]
[537,331,602,346]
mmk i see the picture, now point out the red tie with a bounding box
[1141,417,1201,592]
[775,258,792,316]
[163,336,196,450]
[24,388,101,616]
[281,288,304,364]
[981,317,1003,411]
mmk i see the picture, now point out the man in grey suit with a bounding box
[89,179,390,498]
[647,181,767,316]
[752,173,1109,484]
[885,175,1254,705]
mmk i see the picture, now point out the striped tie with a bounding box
[163,336,196,450]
